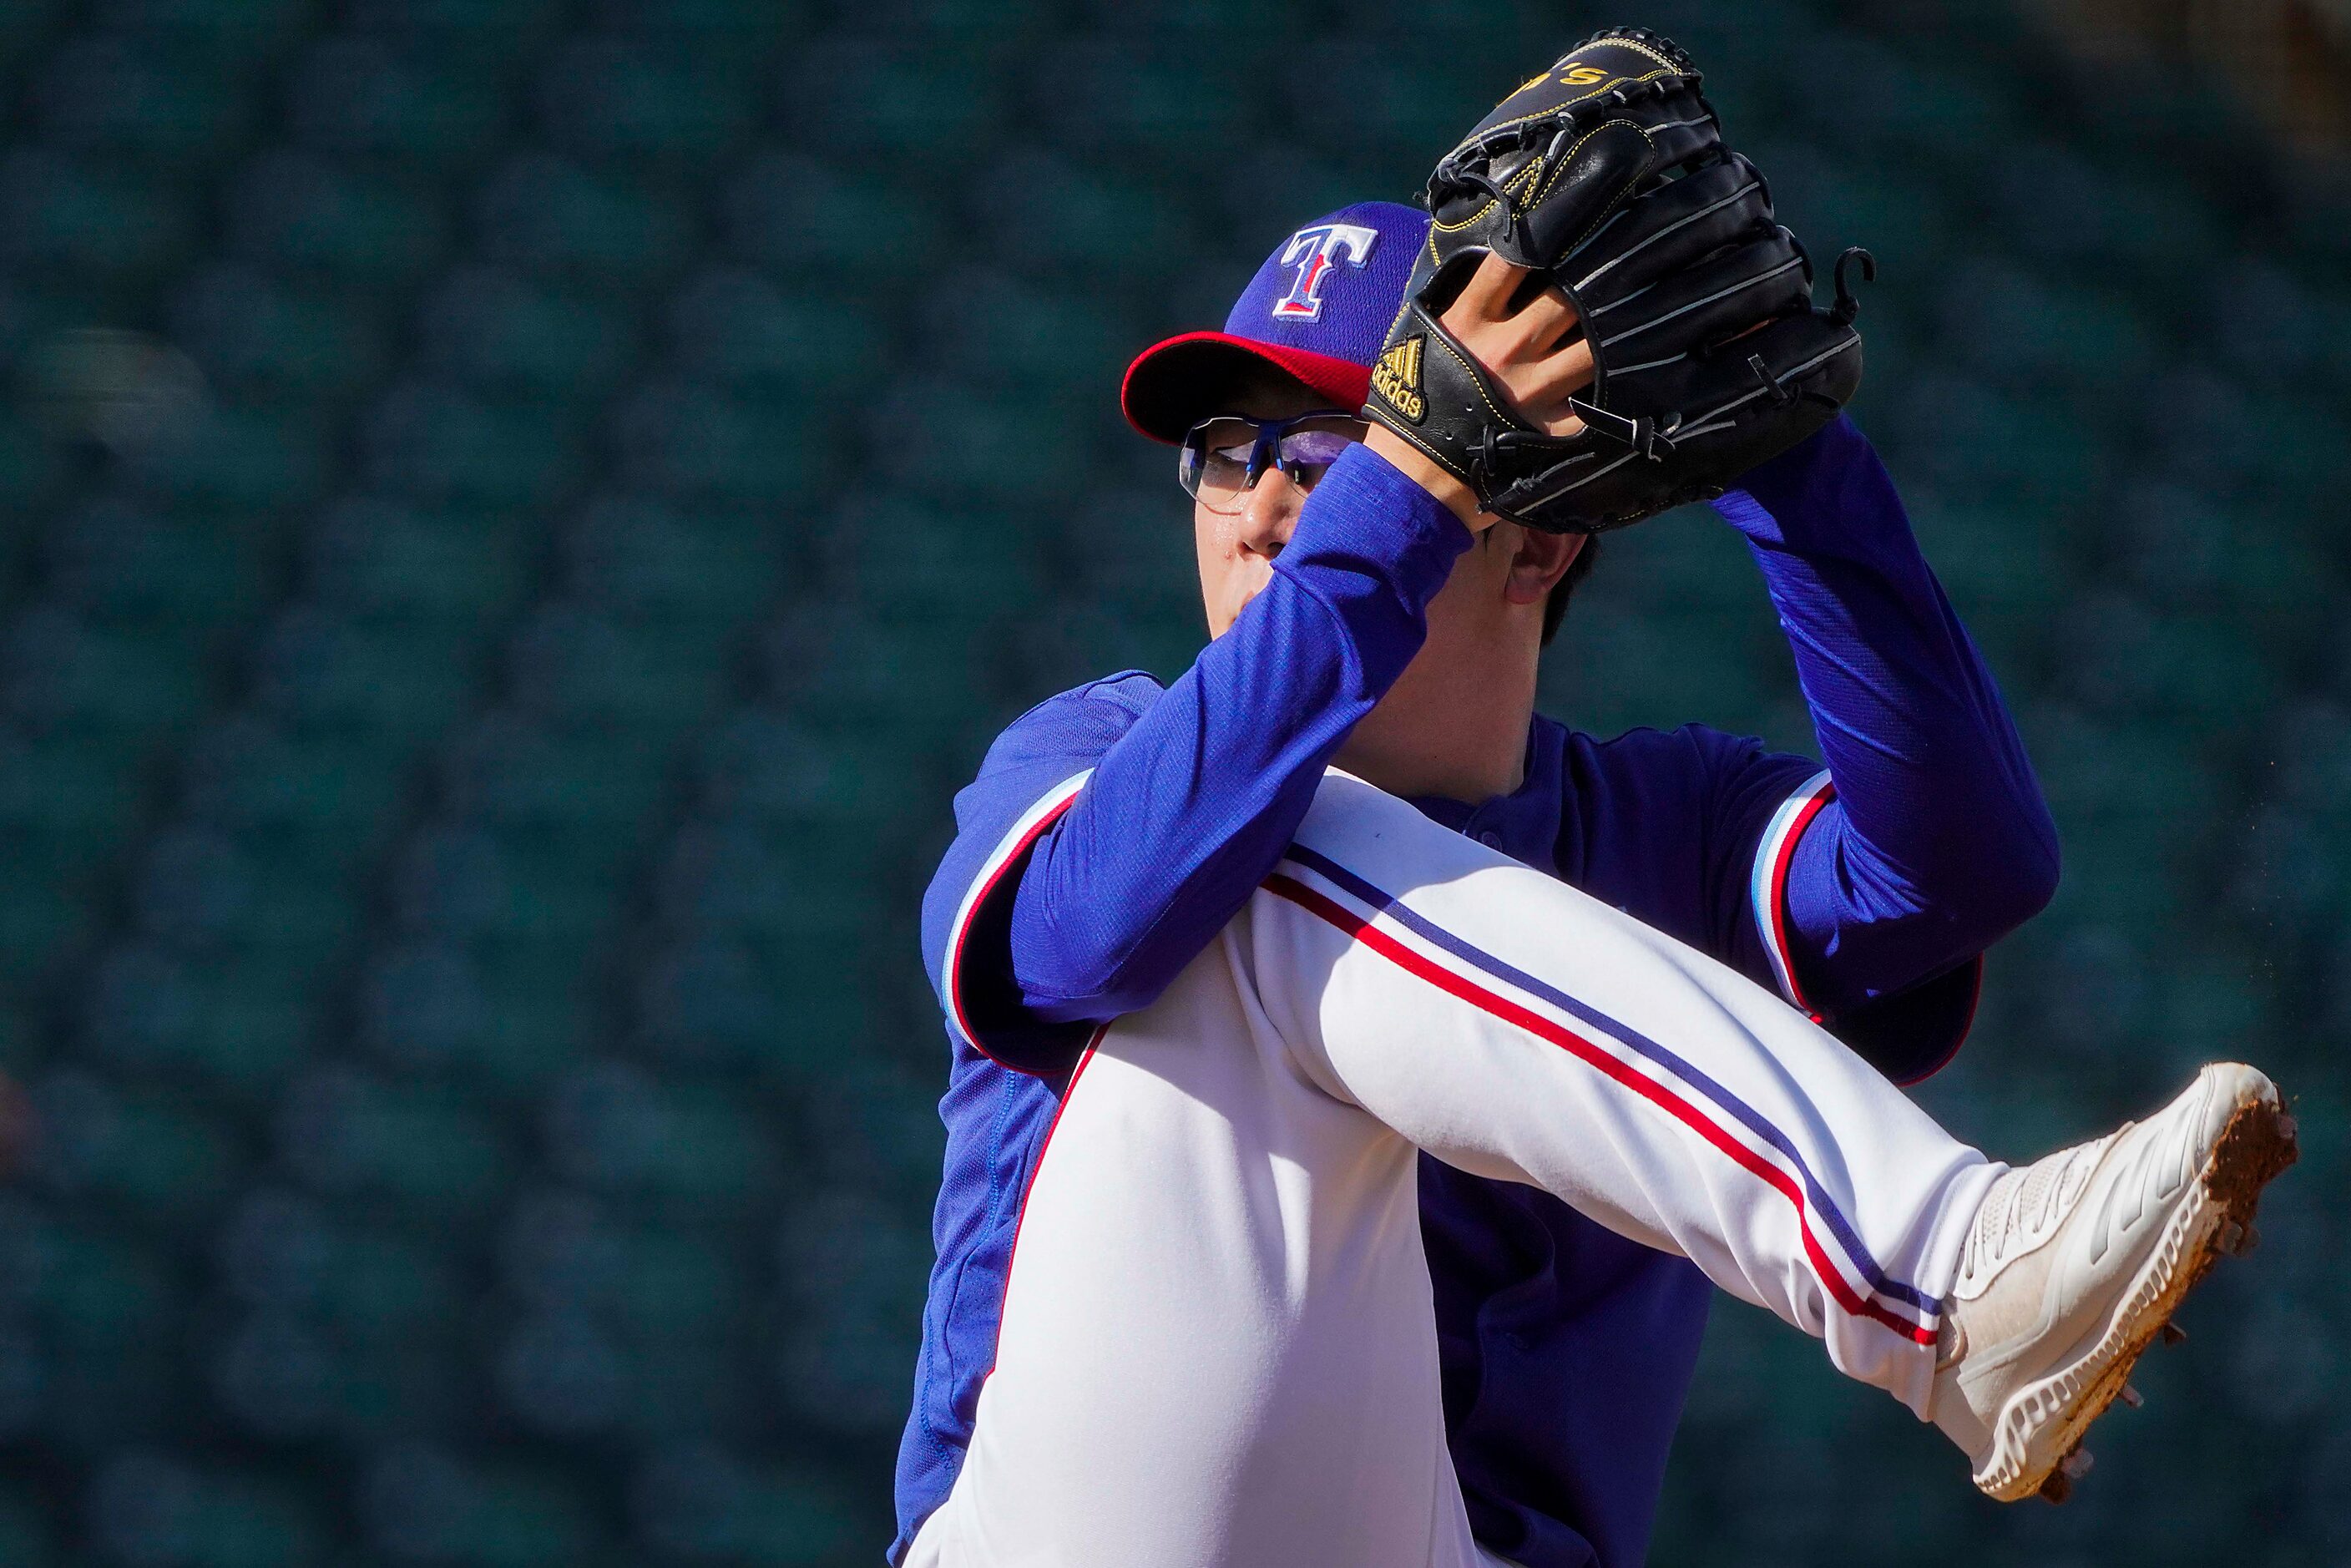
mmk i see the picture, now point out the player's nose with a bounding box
[1236,468,1304,559]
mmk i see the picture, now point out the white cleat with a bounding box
[1929,1063,2298,1504]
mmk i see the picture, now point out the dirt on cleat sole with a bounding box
[2202,1095,2299,1250]
[1991,1085,2298,1505]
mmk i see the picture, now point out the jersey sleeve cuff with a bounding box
[941,771,1095,1075]
[1748,766,1984,1084]
[1749,768,1837,1020]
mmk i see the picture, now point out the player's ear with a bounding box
[1503,526,1585,608]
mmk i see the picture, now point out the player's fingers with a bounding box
[1515,397,1586,440]
[1453,250,1530,322]
[1507,339,1595,417]
[1543,331,1596,392]
[1537,403,1588,440]
[1511,282,1580,351]
[1494,372,1584,438]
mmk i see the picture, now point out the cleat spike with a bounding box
[2217,1220,2245,1254]
[2120,1383,2143,1409]
[2060,1449,2095,1479]
[2038,1468,2074,1505]
[2161,1321,2187,1346]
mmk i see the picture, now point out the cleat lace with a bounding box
[1960,1140,2110,1283]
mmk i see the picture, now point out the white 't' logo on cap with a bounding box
[1272,224,1380,321]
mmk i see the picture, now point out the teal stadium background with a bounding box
[0,0,2343,1562]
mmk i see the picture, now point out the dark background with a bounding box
[0,0,2344,1562]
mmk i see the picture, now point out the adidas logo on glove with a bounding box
[1372,336,1426,422]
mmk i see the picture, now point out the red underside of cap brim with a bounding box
[1120,332,1375,444]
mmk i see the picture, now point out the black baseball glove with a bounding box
[1364,28,1872,534]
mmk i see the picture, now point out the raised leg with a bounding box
[1255,770,2002,1404]
[910,771,1999,1566]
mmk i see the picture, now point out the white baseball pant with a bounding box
[907,770,2003,1568]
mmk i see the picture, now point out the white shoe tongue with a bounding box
[1974,1139,2110,1272]
[2013,1151,2074,1234]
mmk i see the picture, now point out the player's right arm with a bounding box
[920,445,1469,1074]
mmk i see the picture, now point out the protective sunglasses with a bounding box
[1178,411,1368,514]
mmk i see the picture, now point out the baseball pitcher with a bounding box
[888,33,2294,1568]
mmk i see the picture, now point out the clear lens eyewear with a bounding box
[1178,412,1368,514]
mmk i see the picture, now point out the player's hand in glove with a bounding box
[1364,28,1873,534]
[1366,252,1596,529]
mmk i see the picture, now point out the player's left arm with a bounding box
[1713,414,2060,1066]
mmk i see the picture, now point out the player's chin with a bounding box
[1207,592,1254,639]
[1206,571,1277,638]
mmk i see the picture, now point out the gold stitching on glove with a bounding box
[1433,119,1660,245]
[1473,67,1678,139]
[1429,326,1522,429]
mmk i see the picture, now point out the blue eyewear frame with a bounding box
[1178,410,1368,505]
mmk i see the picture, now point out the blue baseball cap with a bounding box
[1121,200,1431,443]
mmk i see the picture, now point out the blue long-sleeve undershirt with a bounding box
[1718,415,2060,1012]
[1003,417,2057,1032]
[1007,443,1472,1022]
